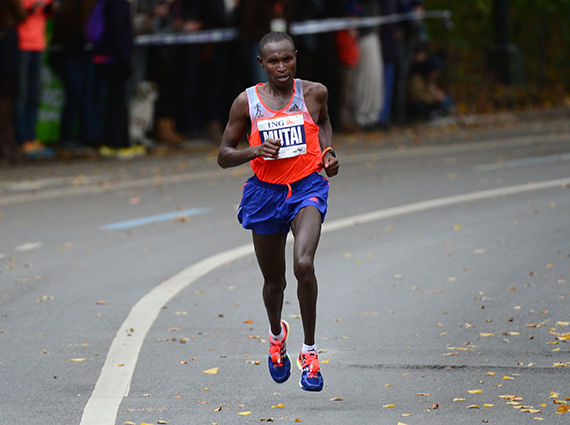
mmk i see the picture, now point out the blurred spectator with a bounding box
[16,0,55,158]
[352,0,383,129]
[239,0,294,85]
[146,0,201,143]
[175,0,203,139]
[377,0,400,128]
[334,0,361,132]
[197,0,240,141]
[393,0,425,123]
[406,54,452,120]
[93,0,138,158]
[0,0,26,163]
[50,0,101,151]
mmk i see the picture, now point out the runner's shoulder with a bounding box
[301,80,328,103]
[230,91,250,119]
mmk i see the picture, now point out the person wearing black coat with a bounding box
[92,0,135,152]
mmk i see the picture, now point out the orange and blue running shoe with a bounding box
[297,351,324,391]
[268,320,291,383]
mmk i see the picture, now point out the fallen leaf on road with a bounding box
[557,404,570,413]
[272,403,285,408]
[382,404,395,408]
[69,358,86,362]
[453,398,466,402]
[330,398,344,401]
[214,406,222,411]
[467,405,480,409]
[203,367,219,374]
[238,411,251,416]
[480,333,494,337]
[468,390,483,394]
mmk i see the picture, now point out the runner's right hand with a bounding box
[259,138,281,159]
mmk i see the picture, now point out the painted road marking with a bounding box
[14,242,44,252]
[474,152,570,171]
[100,208,211,230]
[80,176,570,425]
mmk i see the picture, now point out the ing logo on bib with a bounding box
[258,113,307,159]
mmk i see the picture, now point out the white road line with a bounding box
[14,242,44,252]
[474,152,570,171]
[80,176,570,425]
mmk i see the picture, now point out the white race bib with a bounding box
[258,113,307,160]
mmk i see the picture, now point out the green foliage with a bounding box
[424,0,570,111]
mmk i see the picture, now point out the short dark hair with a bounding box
[258,32,295,58]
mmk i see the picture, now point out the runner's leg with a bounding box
[290,206,322,346]
[253,231,288,336]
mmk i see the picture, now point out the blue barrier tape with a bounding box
[134,10,452,46]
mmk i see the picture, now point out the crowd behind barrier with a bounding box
[0,0,452,163]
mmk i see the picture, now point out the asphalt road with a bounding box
[1,112,570,425]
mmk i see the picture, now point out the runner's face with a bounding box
[259,40,297,88]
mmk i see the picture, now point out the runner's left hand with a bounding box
[322,153,339,177]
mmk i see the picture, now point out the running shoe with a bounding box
[268,320,291,383]
[297,351,324,391]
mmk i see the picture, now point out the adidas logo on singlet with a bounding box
[287,103,300,112]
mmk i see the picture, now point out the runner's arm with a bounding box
[315,85,339,177]
[218,92,280,168]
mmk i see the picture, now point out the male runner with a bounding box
[218,32,339,392]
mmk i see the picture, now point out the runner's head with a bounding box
[258,32,296,59]
[257,32,297,88]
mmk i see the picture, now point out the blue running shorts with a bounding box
[238,172,329,235]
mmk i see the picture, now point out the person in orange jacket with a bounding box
[15,0,56,158]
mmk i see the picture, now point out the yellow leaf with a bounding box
[468,390,483,394]
[529,409,542,413]
[69,358,86,362]
[534,418,544,421]
[557,404,570,413]
[556,321,570,326]
[467,405,480,409]
[157,421,168,424]
[480,333,495,337]
[322,359,330,364]
[513,306,521,310]
[238,411,251,416]
[397,423,407,425]
[382,404,395,408]
[124,422,135,425]
[401,414,411,416]
[214,406,222,412]
[503,376,514,380]
[499,395,516,399]
[244,319,253,324]
[203,367,219,374]
[272,403,286,408]
[295,419,302,422]
[487,372,496,376]
[453,398,466,402]
[330,397,344,401]
[484,404,494,407]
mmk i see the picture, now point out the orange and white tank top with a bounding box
[246,79,322,185]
